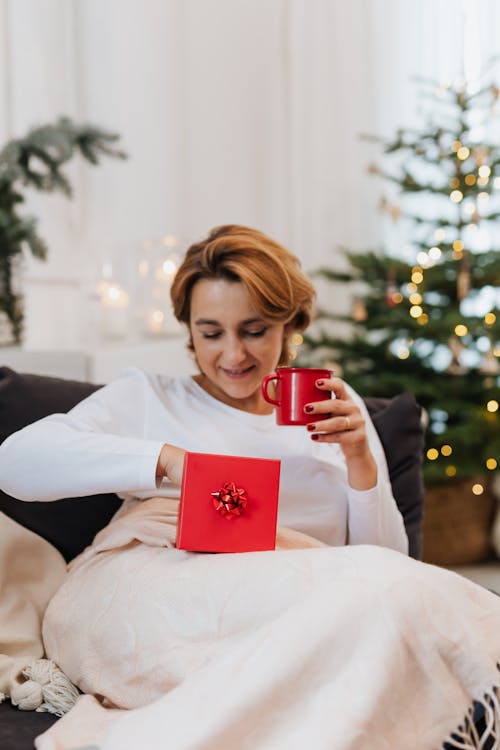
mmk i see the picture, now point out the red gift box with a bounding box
[176,452,281,553]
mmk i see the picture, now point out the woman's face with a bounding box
[189,278,287,414]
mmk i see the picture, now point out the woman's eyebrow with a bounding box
[194,317,264,326]
[194,318,221,326]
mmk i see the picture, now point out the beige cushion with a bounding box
[0,512,67,698]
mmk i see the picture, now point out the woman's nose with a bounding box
[225,336,247,364]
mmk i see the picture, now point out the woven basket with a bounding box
[422,477,496,566]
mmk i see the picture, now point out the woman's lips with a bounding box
[221,365,256,379]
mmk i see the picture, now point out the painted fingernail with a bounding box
[304,404,313,413]
[307,424,316,432]
[311,434,319,441]
[316,380,324,387]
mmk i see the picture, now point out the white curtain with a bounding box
[1,0,500,348]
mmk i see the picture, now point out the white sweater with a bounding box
[0,368,408,553]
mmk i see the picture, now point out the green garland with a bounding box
[0,117,126,343]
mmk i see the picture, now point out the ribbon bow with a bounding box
[211,481,248,520]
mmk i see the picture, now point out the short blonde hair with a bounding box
[171,225,316,366]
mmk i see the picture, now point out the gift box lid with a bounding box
[176,452,281,553]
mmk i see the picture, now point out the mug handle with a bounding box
[261,374,280,406]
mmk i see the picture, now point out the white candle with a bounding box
[147,309,166,336]
[100,283,130,339]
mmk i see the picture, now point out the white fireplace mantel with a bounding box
[1,336,195,384]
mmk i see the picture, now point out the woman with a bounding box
[0,224,407,551]
[1,225,499,750]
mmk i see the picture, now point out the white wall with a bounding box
[1,0,500,349]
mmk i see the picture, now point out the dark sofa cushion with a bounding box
[0,700,58,749]
[364,393,424,560]
[0,367,122,562]
[0,367,425,562]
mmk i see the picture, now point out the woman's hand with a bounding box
[304,376,378,491]
[156,444,186,486]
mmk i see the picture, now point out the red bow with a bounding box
[211,481,248,520]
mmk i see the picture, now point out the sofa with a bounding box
[0,366,426,749]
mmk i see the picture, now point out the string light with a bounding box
[449,177,460,188]
[486,458,498,470]
[487,400,499,413]
[411,269,424,284]
[478,165,491,178]
[485,313,496,325]
[417,314,429,325]
[457,146,470,160]
[441,445,452,456]
[450,190,464,202]
[454,324,468,336]
[451,140,462,152]
[472,483,484,495]
[477,176,489,187]
[410,305,423,318]
[417,252,431,267]
[465,174,476,185]
[452,240,464,251]
[427,448,439,460]
[409,293,422,305]
[429,246,442,260]
[445,466,457,477]
[434,229,446,241]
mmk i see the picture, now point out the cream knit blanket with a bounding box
[35,498,500,750]
[0,512,79,715]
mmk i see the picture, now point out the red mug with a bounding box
[261,367,332,426]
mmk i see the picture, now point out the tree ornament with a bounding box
[457,268,471,301]
[385,268,398,307]
[479,348,500,375]
[388,203,402,222]
[457,253,471,301]
[473,145,489,165]
[378,195,402,223]
[446,336,468,375]
[352,296,368,322]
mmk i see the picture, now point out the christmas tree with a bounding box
[0,117,126,344]
[299,79,500,486]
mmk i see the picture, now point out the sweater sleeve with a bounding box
[344,386,409,555]
[0,369,165,502]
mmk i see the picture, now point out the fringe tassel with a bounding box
[10,659,80,717]
[441,666,500,750]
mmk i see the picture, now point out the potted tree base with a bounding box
[422,477,497,566]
